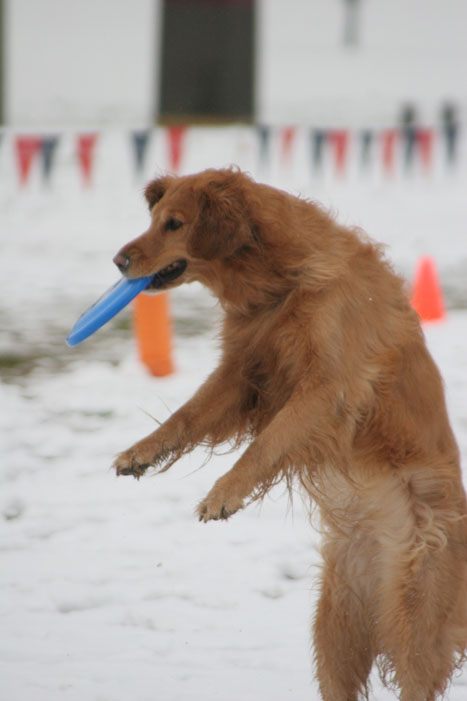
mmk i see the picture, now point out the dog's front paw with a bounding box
[113,448,152,479]
[113,431,180,479]
[196,489,244,523]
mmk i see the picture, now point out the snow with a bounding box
[1,127,467,700]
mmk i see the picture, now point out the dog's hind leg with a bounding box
[373,541,467,701]
[370,476,467,701]
[313,538,374,701]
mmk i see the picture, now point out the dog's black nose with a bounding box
[113,253,131,274]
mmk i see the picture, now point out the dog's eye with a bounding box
[165,218,183,232]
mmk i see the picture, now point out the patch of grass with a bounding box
[0,353,40,378]
[0,354,28,369]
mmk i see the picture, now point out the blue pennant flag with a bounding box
[41,135,59,184]
[257,125,271,172]
[132,130,151,176]
[360,129,373,169]
[311,129,327,173]
[402,126,417,171]
[444,124,459,166]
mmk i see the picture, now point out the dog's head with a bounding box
[113,168,254,292]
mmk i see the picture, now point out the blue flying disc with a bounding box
[66,275,154,347]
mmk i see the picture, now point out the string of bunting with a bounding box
[1,123,460,187]
[13,132,99,186]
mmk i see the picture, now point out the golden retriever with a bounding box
[113,167,467,700]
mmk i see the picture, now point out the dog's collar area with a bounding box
[148,259,187,288]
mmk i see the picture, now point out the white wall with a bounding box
[5,0,160,126]
[4,0,467,127]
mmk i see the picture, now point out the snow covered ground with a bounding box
[1,128,467,699]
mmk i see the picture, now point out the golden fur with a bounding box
[113,168,467,700]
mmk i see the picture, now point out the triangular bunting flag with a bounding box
[41,135,59,184]
[381,129,398,176]
[441,104,458,167]
[360,130,373,170]
[416,128,434,173]
[257,125,270,172]
[280,126,296,166]
[443,124,458,167]
[77,133,98,186]
[311,129,327,174]
[402,126,417,172]
[167,125,186,173]
[132,129,151,176]
[15,135,41,186]
[329,130,349,176]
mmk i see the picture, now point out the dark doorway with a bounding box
[159,0,255,123]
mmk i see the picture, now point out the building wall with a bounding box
[3,0,467,127]
[4,0,160,126]
[256,0,467,126]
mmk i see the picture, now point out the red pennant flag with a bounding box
[381,129,398,176]
[417,128,434,173]
[15,136,41,186]
[329,130,349,176]
[167,126,186,173]
[77,133,98,185]
[280,126,296,165]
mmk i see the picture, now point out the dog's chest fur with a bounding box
[223,296,313,433]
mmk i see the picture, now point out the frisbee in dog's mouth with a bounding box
[148,258,187,288]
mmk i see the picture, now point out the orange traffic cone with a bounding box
[411,256,446,322]
[133,292,174,376]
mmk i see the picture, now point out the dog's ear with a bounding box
[144,176,172,211]
[188,183,252,261]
